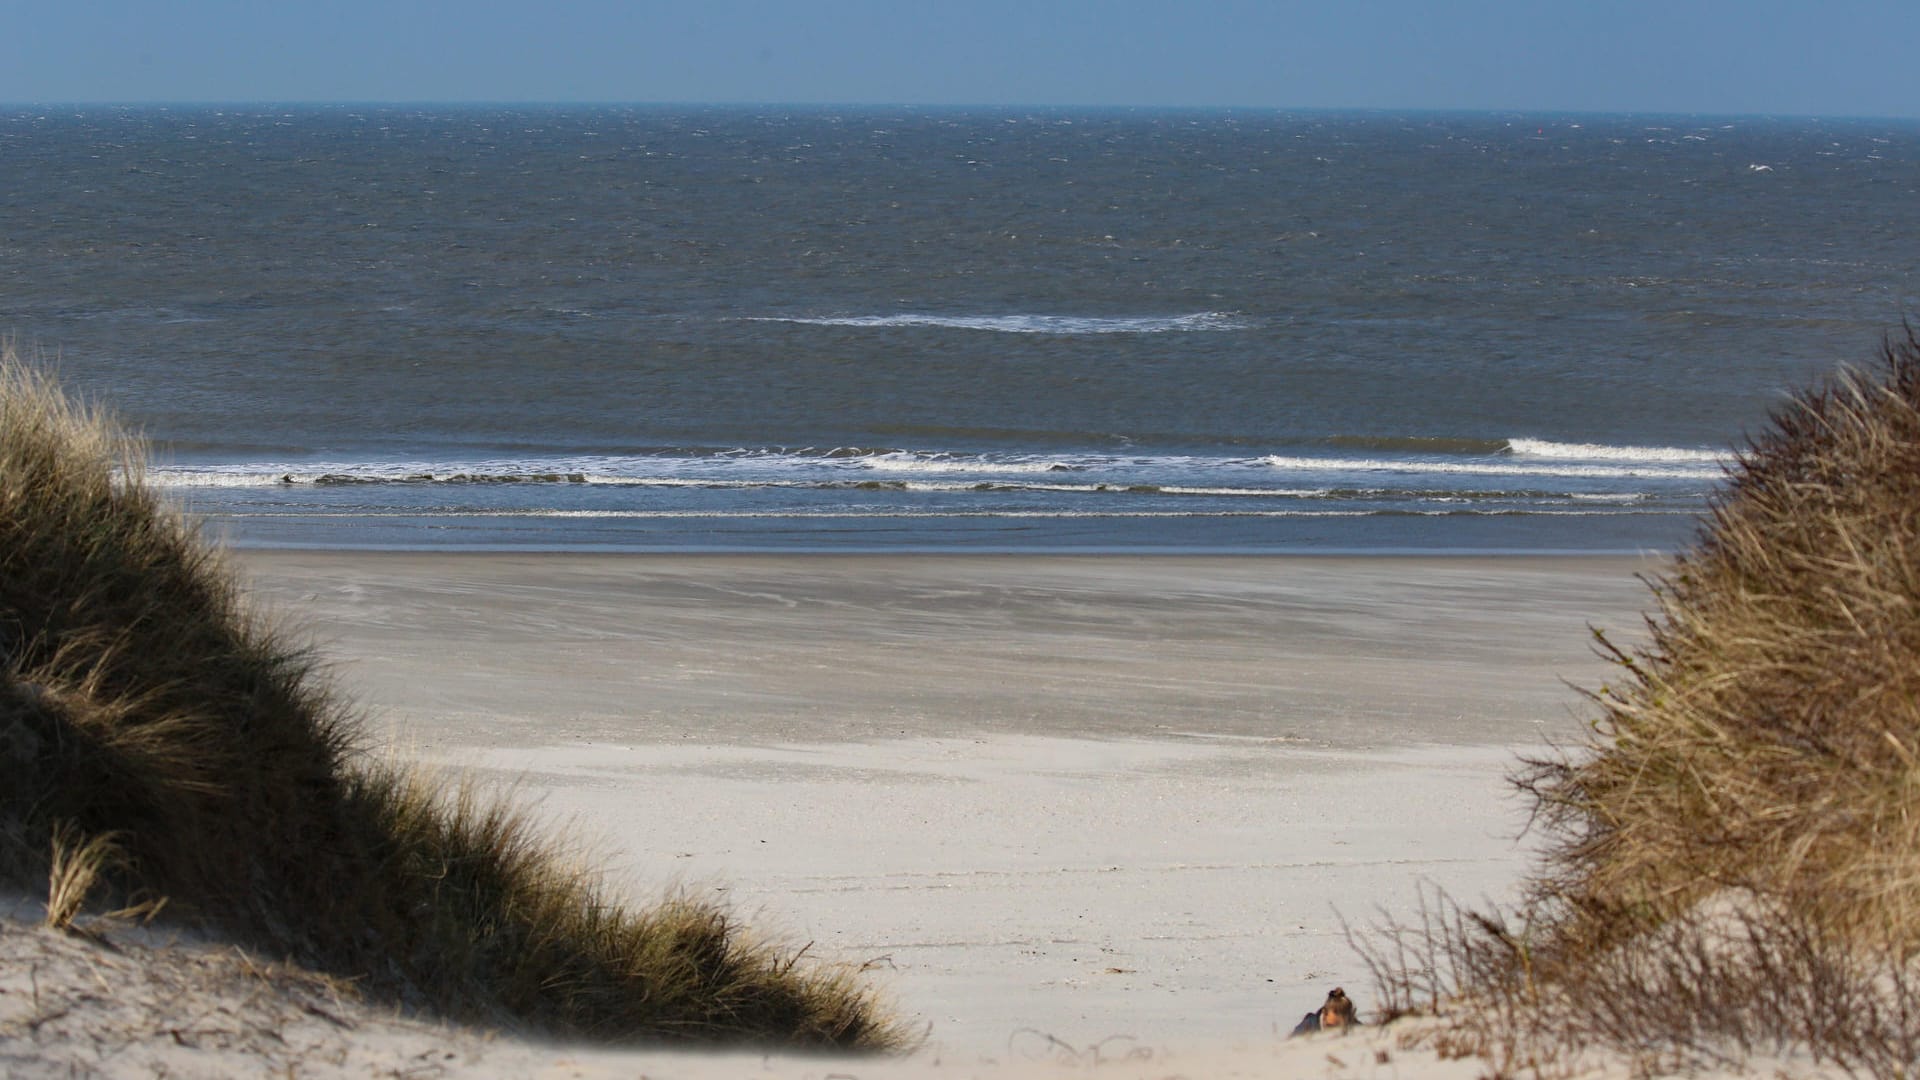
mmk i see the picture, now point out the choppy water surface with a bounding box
[4,106,1917,550]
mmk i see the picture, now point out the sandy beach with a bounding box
[208,552,1654,1068]
[1,552,1677,1076]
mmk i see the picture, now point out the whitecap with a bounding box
[1505,438,1726,464]
[1261,454,1722,481]
[854,452,1070,474]
[741,311,1246,334]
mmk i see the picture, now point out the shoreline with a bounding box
[218,542,1680,557]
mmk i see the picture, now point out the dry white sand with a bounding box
[8,553,1694,1077]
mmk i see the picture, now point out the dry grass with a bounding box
[1359,332,1920,1077]
[1526,332,1920,949]
[1355,883,1920,1077]
[0,344,906,1050]
[43,822,121,932]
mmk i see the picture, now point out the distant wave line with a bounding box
[739,311,1247,334]
[146,436,1726,488]
[1260,454,1723,481]
[855,453,1071,474]
[150,469,1676,503]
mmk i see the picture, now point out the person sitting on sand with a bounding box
[1288,987,1359,1036]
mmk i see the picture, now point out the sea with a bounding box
[4,105,1917,553]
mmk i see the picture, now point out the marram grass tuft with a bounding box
[1359,332,1920,1077]
[1529,330,1920,950]
[0,344,906,1051]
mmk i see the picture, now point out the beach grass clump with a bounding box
[1360,333,1920,1076]
[0,344,905,1051]
[1526,333,1920,950]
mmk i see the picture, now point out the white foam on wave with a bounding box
[150,465,617,487]
[886,480,1334,498]
[148,469,285,487]
[743,311,1246,334]
[1150,484,1332,498]
[856,452,1068,474]
[152,450,1095,486]
[1260,454,1723,481]
[1505,438,1726,464]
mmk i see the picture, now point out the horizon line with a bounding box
[2,100,1917,123]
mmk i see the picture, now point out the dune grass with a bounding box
[1359,333,1920,1076]
[0,344,906,1051]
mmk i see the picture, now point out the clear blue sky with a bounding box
[6,1,1917,117]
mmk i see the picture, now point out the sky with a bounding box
[4,1,1918,118]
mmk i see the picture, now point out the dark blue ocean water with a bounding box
[4,106,1918,551]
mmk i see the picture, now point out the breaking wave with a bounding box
[1505,438,1726,464]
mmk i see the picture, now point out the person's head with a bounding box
[1319,987,1355,1028]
